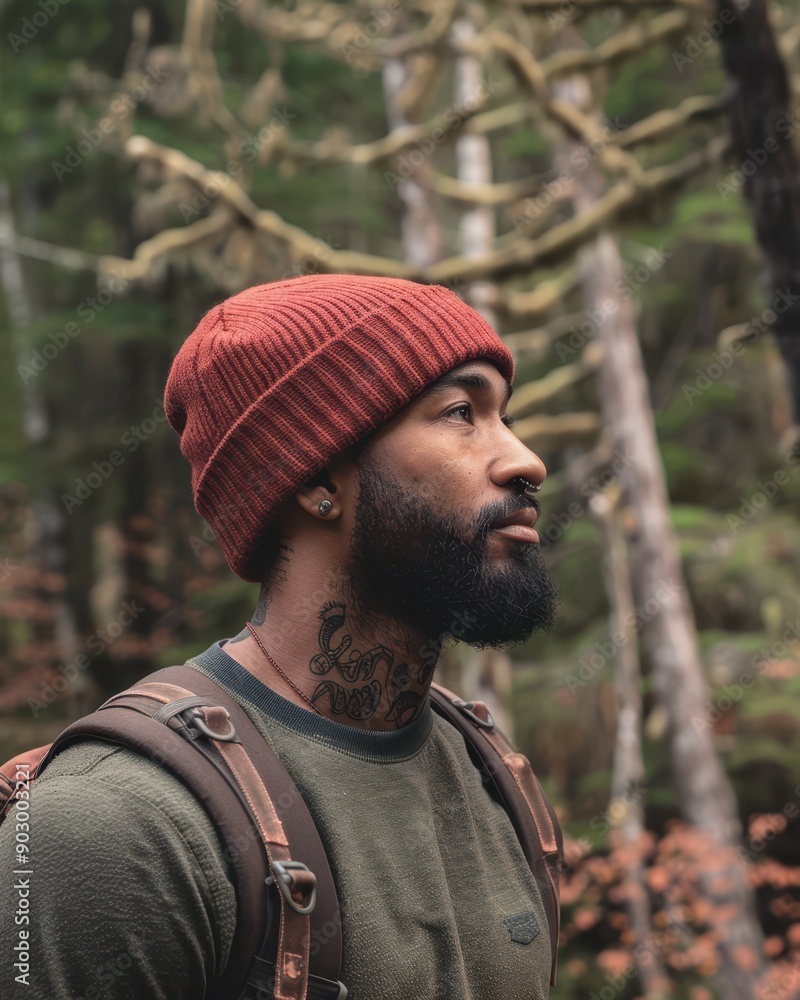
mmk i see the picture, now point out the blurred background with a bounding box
[3,0,800,996]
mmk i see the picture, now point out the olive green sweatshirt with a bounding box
[0,640,551,999]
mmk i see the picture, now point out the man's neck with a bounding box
[223,554,442,732]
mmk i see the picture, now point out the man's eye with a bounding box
[445,406,516,428]
[446,405,472,421]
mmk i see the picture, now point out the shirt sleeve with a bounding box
[0,744,237,1000]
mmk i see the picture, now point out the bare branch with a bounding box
[0,232,104,272]
[513,411,602,446]
[381,0,459,57]
[427,133,730,284]
[431,172,543,205]
[500,269,581,315]
[505,0,708,12]
[503,312,587,354]
[617,94,725,148]
[541,10,692,78]
[509,342,601,416]
[100,211,235,283]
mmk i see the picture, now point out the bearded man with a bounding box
[0,274,560,1000]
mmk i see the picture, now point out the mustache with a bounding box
[476,495,541,537]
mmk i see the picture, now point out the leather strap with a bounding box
[147,665,343,988]
[100,678,316,1000]
[32,707,270,1000]
[27,673,326,1000]
[429,683,563,987]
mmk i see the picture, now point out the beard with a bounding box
[344,453,559,651]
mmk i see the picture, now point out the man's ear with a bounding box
[295,439,367,520]
[295,464,345,520]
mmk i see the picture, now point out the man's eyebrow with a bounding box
[420,369,513,403]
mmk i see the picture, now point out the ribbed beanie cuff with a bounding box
[165,274,514,581]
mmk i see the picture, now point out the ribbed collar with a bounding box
[187,639,434,761]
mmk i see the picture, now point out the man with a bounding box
[0,274,559,999]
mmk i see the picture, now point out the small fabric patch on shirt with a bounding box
[504,910,541,945]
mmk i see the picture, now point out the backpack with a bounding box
[0,663,563,1000]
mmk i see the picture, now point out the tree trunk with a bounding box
[382,46,444,270]
[590,489,670,998]
[450,13,514,736]
[716,0,800,424]
[0,179,84,712]
[546,40,766,996]
[579,227,766,998]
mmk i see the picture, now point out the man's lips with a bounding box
[489,507,539,544]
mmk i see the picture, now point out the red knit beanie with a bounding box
[165,273,515,582]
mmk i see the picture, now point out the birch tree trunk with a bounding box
[590,489,670,997]
[548,38,766,996]
[581,228,765,998]
[451,13,514,736]
[382,51,444,269]
[452,16,497,327]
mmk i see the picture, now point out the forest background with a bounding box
[2,0,800,997]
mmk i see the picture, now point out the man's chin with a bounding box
[451,610,558,651]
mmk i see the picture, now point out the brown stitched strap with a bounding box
[35,707,270,1000]
[39,676,317,1000]
[105,682,315,1000]
[429,683,563,987]
[100,681,199,707]
[203,707,311,1000]
[146,665,343,988]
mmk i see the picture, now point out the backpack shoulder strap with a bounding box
[147,665,345,999]
[4,664,345,1000]
[428,682,563,987]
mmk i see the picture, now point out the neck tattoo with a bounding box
[245,621,325,716]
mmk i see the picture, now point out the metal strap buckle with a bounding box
[452,698,495,729]
[266,860,317,915]
[186,706,238,742]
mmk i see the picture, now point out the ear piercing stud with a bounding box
[318,499,333,515]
